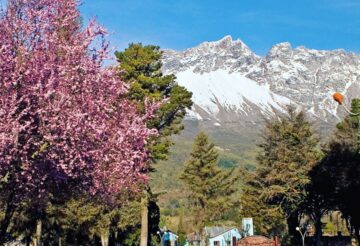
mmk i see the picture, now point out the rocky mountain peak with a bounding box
[266,42,292,59]
[196,35,252,54]
[162,36,360,131]
[162,36,259,74]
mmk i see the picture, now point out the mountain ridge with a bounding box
[162,35,360,129]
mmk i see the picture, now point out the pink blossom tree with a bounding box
[0,0,157,238]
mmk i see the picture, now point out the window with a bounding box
[213,241,220,246]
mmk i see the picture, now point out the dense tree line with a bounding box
[241,101,360,245]
[240,106,322,245]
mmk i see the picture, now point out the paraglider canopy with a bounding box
[333,92,344,105]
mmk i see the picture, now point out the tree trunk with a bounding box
[314,210,323,246]
[354,225,360,246]
[101,232,109,246]
[287,213,300,246]
[0,209,13,244]
[140,195,149,246]
[58,237,62,246]
[200,228,207,246]
[0,192,16,244]
[32,219,42,246]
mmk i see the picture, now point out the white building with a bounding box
[204,227,241,246]
[242,218,254,237]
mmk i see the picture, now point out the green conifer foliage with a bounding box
[240,171,287,237]
[52,43,191,245]
[310,99,360,243]
[177,210,187,246]
[180,132,238,229]
[334,99,360,151]
[252,106,321,243]
[115,43,193,245]
[115,44,193,160]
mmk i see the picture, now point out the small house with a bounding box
[205,227,241,246]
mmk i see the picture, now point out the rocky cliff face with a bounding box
[162,36,360,132]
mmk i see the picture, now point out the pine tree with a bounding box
[115,43,193,160]
[240,171,287,237]
[180,132,238,229]
[310,99,360,243]
[115,43,193,245]
[334,99,360,151]
[56,43,192,246]
[253,106,321,244]
[63,43,192,246]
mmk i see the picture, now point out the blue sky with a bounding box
[79,0,360,55]
[1,0,359,55]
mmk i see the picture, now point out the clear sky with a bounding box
[79,0,360,55]
[1,0,359,55]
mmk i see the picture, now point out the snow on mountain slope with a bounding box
[176,68,291,119]
[163,36,360,128]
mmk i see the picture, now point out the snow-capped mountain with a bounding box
[162,36,360,130]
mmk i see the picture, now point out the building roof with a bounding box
[238,236,275,244]
[204,226,237,238]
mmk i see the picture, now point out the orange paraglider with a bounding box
[333,92,344,105]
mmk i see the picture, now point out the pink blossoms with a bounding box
[0,0,158,199]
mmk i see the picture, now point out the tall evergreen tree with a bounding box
[310,99,360,243]
[180,132,238,230]
[115,43,193,246]
[65,43,192,246]
[253,106,322,245]
[115,44,193,156]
